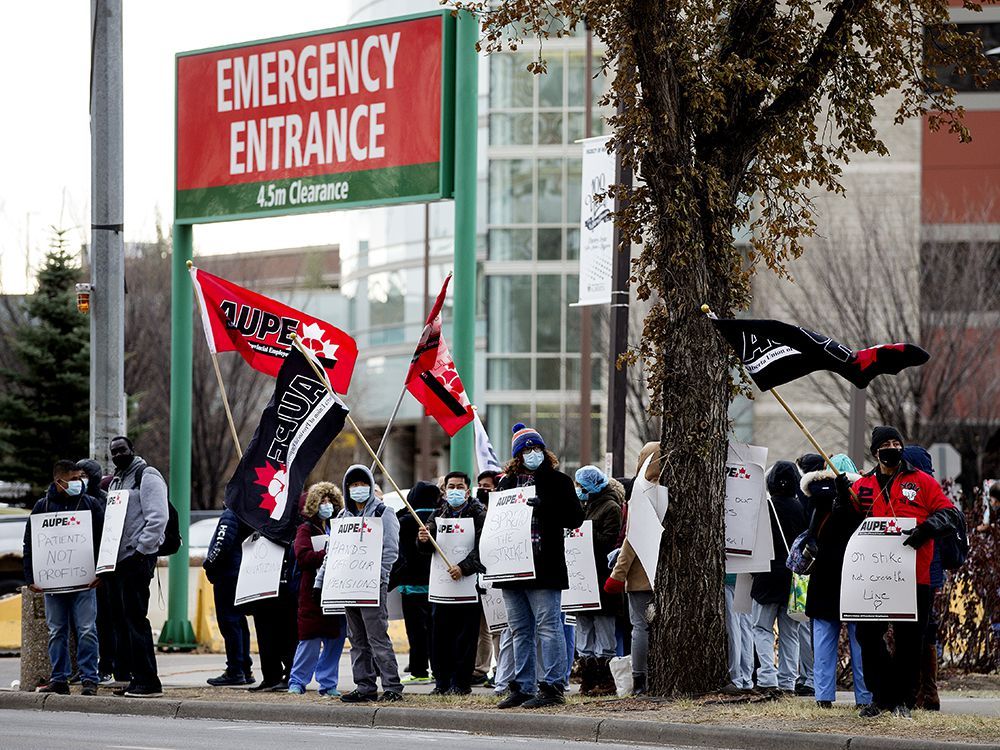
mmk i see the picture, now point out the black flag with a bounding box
[709,317,930,391]
[224,347,348,543]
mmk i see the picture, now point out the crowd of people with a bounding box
[24,424,983,718]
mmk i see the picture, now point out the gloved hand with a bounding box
[834,473,853,504]
[603,577,626,595]
[524,493,539,507]
[903,522,933,549]
[803,536,819,563]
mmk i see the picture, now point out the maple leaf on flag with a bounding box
[254,462,288,517]
[299,322,341,362]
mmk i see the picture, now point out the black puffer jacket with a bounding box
[751,461,806,605]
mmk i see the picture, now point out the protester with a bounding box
[393,481,439,685]
[751,460,806,696]
[975,482,1000,531]
[846,427,958,718]
[317,464,403,703]
[105,436,167,698]
[476,470,500,506]
[245,536,297,693]
[722,573,754,694]
[203,508,254,686]
[794,453,825,697]
[23,461,104,695]
[417,471,487,695]
[76,458,116,685]
[288,482,346,696]
[799,453,871,708]
[473,471,503,685]
[573,465,623,696]
[495,423,584,709]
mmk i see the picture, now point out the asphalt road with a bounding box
[0,709,694,750]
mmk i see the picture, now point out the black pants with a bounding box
[431,602,482,691]
[106,553,160,690]
[213,575,252,677]
[95,580,117,676]
[856,583,932,710]
[248,592,296,685]
[401,593,432,678]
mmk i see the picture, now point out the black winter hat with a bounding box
[797,453,825,473]
[766,461,801,497]
[870,426,904,456]
[407,480,442,508]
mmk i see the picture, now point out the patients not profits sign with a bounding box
[175,12,455,222]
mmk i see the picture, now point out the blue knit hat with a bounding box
[575,465,608,495]
[511,422,545,457]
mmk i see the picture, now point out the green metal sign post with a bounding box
[159,11,478,648]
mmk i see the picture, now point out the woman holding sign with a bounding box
[494,424,584,710]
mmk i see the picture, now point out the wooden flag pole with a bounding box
[187,260,242,459]
[290,334,454,569]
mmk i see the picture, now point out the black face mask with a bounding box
[476,488,490,505]
[112,452,134,471]
[877,447,902,468]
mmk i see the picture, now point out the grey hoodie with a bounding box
[108,456,168,562]
[314,464,399,589]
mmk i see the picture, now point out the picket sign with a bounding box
[234,534,285,606]
[726,491,774,575]
[480,577,508,633]
[96,490,129,574]
[311,534,327,553]
[428,517,478,604]
[480,486,536,583]
[562,520,601,612]
[624,455,668,589]
[321,516,383,608]
[30,510,96,593]
[840,516,918,622]
[725,442,767,556]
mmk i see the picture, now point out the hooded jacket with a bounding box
[202,508,245,583]
[294,493,343,641]
[392,481,439,590]
[107,455,168,562]
[419,495,488,578]
[23,485,105,588]
[584,478,625,614]
[751,461,806,605]
[76,459,108,506]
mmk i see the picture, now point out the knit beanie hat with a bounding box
[511,422,545,457]
[575,465,608,495]
[870,426,904,456]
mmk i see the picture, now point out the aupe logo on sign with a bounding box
[438,523,465,534]
[726,465,752,480]
[41,516,81,528]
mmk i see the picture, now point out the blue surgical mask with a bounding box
[523,449,544,471]
[64,479,84,497]
[576,488,588,502]
[349,486,370,504]
[446,489,467,508]
[317,503,334,520]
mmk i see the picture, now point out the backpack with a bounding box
[135,466,182,557]
[937,505,969,571]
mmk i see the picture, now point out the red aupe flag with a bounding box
[191,266,358,393]
[405,274,474,436]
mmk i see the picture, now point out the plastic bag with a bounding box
[609,655,633,697]
[787,572,809,623]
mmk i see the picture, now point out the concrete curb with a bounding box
[0,692,996,750]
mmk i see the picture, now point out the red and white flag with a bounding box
[190,265,358,393]
[405,274,474,436]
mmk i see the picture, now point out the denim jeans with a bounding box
[289,635,346,692]
[503,588,566,693]
[724,584,753,689]
[751,600,800,690]
[575,613,616,658]
[493,627,515,694]
[628,591,653,677]
[813,617,871,704]
[45,589,99,683]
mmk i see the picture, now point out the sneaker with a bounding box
[379,690,404,702]
[445,686,471,696]
[207,671,251,687]
[68,671,82,685]
[892,705,912,719]
[98,674,116,686]
[340,689,378,703]
[858,704,883,719]
[429,687,446,696]
[318,688,341,697]
[795,684,815,697]
[816,700,833,709]
[243,673,256,685]
[497,688,532,709]
[719,682,744,696]
[522,683,566,709]
[248,681,283,692]
[36,681,70,695]
[470,672,488,686]
[287,684,305,695]
[81,681,99,697]
[483,676,496,689]
[124,685,164,698]
[112,683,134,697]
[401,674,432,684]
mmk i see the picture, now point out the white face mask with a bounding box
[523,449,544,470]
[317,503,334,520]
[349,486,370,504]
[63,479,85,497]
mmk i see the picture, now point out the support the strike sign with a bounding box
[175,12,456,222]
[428,517,478,604]
[479,486,536,583]
[321,516,384,608]
[30,511,96,593]
[841,517,918,622]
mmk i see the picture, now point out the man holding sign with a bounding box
[418,471,487,695]
[22,461,104,696]
[842,427,961,719]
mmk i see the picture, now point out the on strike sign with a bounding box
[176,12,455,222]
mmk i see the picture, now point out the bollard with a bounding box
[19,587,50,691]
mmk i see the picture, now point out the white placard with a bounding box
[30,510,96,593]
[480,578,508,633]
[626,489,663,590]
[234,534,285,606]
[429,517,479,604]
[480,486,536,583]
[726,490,775,574]
[733,572,753,614]
[725,442,767,556]
[311,534,328,552]
[321,516,383,608]
[562,520,601,612]
[841,517,918,622]
[96,490,129,574]
[632,455,669,523]
[574,135,615,306]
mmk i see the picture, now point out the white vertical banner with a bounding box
[473,408,503,475]
[30,510,96,593]
[562,521,601,612]
[429,517,479,604]
[574,135,615,307]
[725,442,768,556]
[96,490,129,574]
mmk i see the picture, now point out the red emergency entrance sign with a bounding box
[175,12,454,222]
